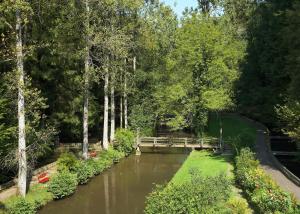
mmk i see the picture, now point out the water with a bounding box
[39,153,187,214]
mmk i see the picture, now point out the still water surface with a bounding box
[39,153,187,214]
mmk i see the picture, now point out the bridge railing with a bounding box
[137,136,219,147]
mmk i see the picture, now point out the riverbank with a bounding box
[144,150,253,213]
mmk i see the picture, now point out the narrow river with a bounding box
[39,153,187,214]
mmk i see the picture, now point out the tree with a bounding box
[15,4,27,197]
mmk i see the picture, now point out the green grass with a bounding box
[206,113,257,140]
[3,184,53,211]
[171,151,233,185]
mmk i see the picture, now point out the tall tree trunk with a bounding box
[124,69,128,129]
[82,0,90,160]
[16,9,27,197]
[110,73,115,143]
[120,96,123,128]
[103,69,109,150]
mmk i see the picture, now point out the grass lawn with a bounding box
[171,151,233,185]
[206,113,257,140]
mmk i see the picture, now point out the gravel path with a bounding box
[255,128,300,201]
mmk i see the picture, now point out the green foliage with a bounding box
[6,198,35,214]
[74,161,94,185]
[86,158,102,175]
[235,148,297,214]
[114,129,135,155]
[145,170,232,214]
[57,152,79,172]
[3,184,53,214]
[228,132,256,155]
[24,184,53,210]
[226,197,252,214]
[48,171,77,199]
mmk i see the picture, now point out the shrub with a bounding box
[228,132,255,155]
[227,197,252,214]
[114,129,135,155]
[75,161,94,184]
[57,152,79,172]
[106,148,125,163]
[235,148,298,213]
[48,170,77,199]
[86,158,103,175]
[145,170,232,214]
[7,197,35,214]
[252,187,294,214]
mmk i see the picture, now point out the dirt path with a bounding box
[255,128,300,201]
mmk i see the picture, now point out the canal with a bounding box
[39,153,187,214]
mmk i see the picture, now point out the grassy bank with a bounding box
[207,113,257,139]
[171,151,233,185]
[145,150,252,213]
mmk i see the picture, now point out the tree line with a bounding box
[0,0,299,197]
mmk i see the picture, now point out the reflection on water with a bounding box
[39,153,187,214]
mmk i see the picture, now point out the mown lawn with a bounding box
[171,151,233,185]
[206,113,257,140]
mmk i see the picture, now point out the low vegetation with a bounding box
[236,148,299,214]
[145,170,232,214]
[1,140,132,214]
[145,150,252,213]
[3,184,53,214]
[114,129,135,156]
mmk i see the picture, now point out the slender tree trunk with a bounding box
[120,96,123,128]
[16,9,27,197]
[83,0,90,160]
[103,69,109,150]
[133,56,136,72]
[110,73,115,143]
[124,70,128,129]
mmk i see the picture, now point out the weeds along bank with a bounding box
[0,129,135,214]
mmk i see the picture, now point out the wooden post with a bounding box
[136,129,141,155]
[153,138,157,147]
[201,138,203,148]
[184,138,187,147]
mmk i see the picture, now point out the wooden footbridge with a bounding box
[135,136,220,153]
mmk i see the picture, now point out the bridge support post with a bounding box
[136,129,141,155]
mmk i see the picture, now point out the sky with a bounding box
[162,0,198,17]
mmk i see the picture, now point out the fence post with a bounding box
[184,138,187,147]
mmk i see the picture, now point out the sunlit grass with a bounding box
[171,151,233,185]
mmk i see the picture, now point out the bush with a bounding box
[48,170,77,199]
[114,129,135,155]
[7,197,35,214]
[106,148,125,163]
[75,161,94,184]
[235,148,297,213]
[227,197,252,214]
[57,152,79,172]
[252,187,295,214]
[145,170,232,214]
[228,132,255,155]
[86,158,102,175]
